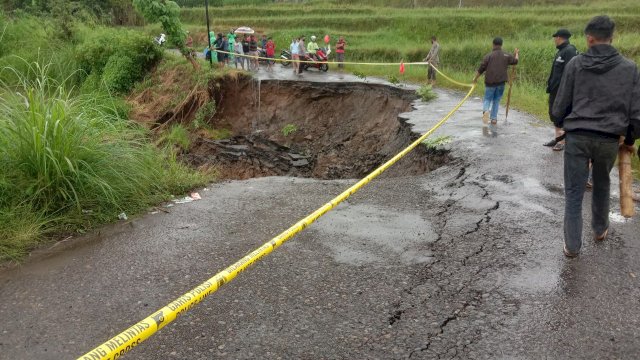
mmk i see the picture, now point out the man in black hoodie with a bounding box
[552,15,639,258]
[544,29,578,151]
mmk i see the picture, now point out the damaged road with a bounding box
[0,68,639,359]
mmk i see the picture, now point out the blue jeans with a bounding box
[483,84,505,121]
[563,133,618,253]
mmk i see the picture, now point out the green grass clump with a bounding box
[0,62,210,261]
[417,84,437,102]
[422,135,452,150]
[282,124,298,137]
[161,124,192,151]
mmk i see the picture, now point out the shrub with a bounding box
[102,55,140,93]
[417,84,437,102]
[76,28,162,91]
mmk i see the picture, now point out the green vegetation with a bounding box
[77,28,162,93]
[177,2,640,120]
[417,84,437,102]
[422,135,452,150]
[161,124,192,151]
[387,74,400,85]
[0,12,211,261]
[282,124,298,137]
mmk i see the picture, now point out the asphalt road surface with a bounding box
[1,65,639,359]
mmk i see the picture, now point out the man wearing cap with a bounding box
[473,37,519,129]
[552,15,639,258]
[544,29,578,151]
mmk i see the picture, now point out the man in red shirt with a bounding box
[336,36,346,69]
[265,37,276,72]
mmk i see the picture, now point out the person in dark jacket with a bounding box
[544,29,578,151]
[473,37,519,128]
[552,15,639,258]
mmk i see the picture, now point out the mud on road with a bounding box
[0,68,639,359]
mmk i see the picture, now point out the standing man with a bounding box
[265,37,276,72]
[298,36,307,72]
[423,35,440,86]
[473,37,519,127]
[552,15,639,258]
[544,29,578,151]
[248,35,259,71]
[290,37,300,75]
[336,36,346,70]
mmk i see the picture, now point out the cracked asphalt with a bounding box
[1,67,639,359]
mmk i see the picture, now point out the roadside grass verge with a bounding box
[0,61,211,262]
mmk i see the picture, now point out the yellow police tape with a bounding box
[211,49,427,66]
[210,49,471,87]
[78,72,476,360]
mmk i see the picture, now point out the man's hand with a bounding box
[620,143,636,156]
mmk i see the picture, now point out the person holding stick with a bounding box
[473,37,519,129]
[552,15,639,258]
[423,35,440,86]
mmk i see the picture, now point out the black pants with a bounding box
[563,133,618,252]
[548,90,562,128]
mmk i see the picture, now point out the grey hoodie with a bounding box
[552,44,640,141]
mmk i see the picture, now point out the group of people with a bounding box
[469,15,639,258]
[202,30,277,72]
[288,35,347,75]
[201,30,348,74]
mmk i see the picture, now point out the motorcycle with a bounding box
[154,33,167,46]
[280,48,329,72]
[303,48,330,72]
[280,49,292,67]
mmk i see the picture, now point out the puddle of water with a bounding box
[312,203,436,266]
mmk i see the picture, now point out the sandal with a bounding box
[552,142,565,151]
[543,139,558,147]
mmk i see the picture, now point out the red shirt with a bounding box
[336,40,345,53]
[266,40,275,56]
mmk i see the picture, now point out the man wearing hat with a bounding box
[544,28,578,151]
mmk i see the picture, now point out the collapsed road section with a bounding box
[188,78,448,179]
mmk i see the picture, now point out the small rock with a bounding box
[291,159,309,167]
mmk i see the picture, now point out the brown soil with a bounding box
[127,63,209,129]
[127,65,448,181]
[189,78,448,180]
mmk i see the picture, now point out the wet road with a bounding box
[1,65,639,359]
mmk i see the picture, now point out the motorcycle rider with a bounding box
[307,35,320,60]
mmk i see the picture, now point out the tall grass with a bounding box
[0,61,210,261]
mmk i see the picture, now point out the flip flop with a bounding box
[552,143,565,151]
[543,139,558,147]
